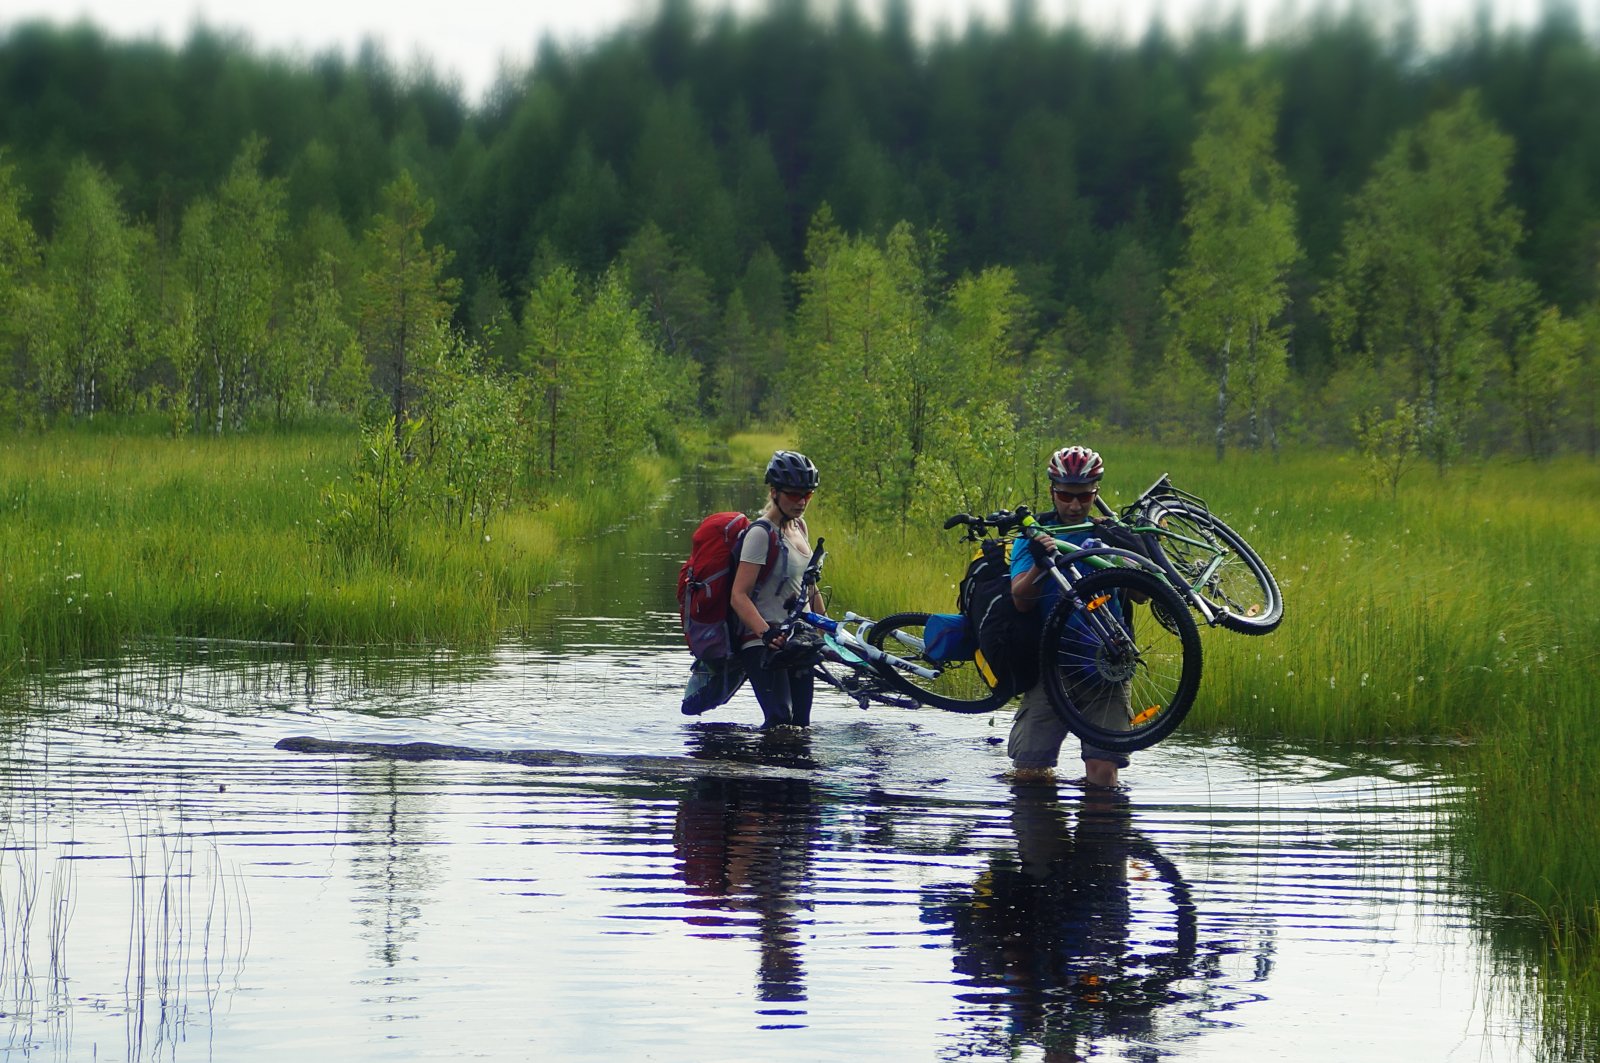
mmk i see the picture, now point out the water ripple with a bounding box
[0,646,1551,1062]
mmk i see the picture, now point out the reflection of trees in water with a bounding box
[926,786,1266,1061]
[674,727,821,1009]
[347,760,445,975]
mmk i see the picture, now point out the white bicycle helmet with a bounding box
[1047,445,1104,484]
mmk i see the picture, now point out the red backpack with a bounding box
[677,514,780,660]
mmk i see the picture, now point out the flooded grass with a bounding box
[0,427,668,678]
[0,648,1557,1061]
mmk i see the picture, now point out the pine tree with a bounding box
[359,170,460,434]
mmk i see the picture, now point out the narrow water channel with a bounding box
[0,466,1552,1061]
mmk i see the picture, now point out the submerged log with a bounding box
[274,735,816,780]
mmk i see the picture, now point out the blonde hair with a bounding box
[760,491,790,525]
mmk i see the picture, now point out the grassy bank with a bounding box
[0,426,669,677]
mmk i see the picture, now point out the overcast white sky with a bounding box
[0,0,1585,104]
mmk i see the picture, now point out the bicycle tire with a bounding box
[1038,567,1202,753]
[1140,500,1283,635]
[865,611,1013,714]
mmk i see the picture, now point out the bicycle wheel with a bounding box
[1141,500,1283,635]
[865,612,1013,714]
[1039,568,1202,753]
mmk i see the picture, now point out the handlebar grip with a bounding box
[943,513,972,530]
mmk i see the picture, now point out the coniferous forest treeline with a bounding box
[2,3,1599,498]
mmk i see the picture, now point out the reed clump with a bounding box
[0,427,667,679]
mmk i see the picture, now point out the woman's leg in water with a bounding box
[740,646,797,727]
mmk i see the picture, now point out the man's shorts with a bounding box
[1006,679,1132,770]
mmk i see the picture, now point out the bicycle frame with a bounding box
[1031,520,1217,626]
[1011,479,1220,628]
[763,537,936,710]
[798,610,939,681]
[1014,512,1148,654]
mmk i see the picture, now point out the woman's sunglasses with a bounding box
[1050,486,1098,503]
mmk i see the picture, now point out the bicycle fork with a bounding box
[1044,563,1142,673]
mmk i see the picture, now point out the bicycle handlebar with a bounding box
[943,506,1031,538]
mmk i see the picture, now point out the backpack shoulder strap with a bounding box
[743,517,784,594]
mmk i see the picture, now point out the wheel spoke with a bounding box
[1039,568,1202,752]
[865,612,1011,713]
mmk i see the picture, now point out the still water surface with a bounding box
[0,472,1545,1061]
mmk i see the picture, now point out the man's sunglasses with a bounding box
[1050,486,1098,503]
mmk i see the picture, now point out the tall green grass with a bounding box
[0,427,668,678]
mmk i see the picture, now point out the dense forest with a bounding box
[2,3,1598,511]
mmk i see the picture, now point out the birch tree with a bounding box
[1165,65,1301,461]
[179,140,285,432]
[1315,93,1526,472]
[0,154,39,411]
[1508,306,1582,460]
[791,213,923,524]
[38,160,137,418]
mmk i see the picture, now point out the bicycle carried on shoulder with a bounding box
[770,490,1239,752]
[861,506,1204,753]
[1094,474,1283,635]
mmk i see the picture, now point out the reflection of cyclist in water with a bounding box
[673,727,821,1006]
[928,784,1200,1060]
